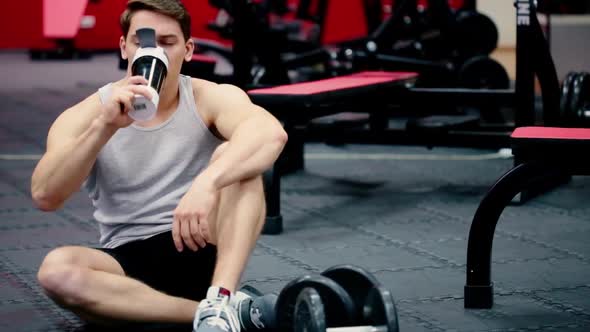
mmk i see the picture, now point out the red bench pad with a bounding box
[512,127,590,140]
[511,127,590,165]
[249,71,417,96]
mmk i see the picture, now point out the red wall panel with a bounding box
[0,0,222,50]
[0,0,52,49]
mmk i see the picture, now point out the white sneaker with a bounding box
[193,287,241,332]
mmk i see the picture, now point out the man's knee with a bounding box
[239,175,264,193]
[39,246,81,268]
[37,248,93,307]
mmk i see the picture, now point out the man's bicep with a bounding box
[46,93,102,152]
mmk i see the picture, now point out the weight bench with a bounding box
[464,126,590,309]
[248,71,418,234]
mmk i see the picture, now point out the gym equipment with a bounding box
[198,0,499,89]
[195,0,323,88]
[558,72,590,127]
[281,0,500,85]
[237,284,278,331]
[276,275,356,330]
[262,167,283,235]
[464,126,590,309]
[569,72,590,126]
[293,286,399,332]
[450,10,498,59]
[457,56,510,89]
[320,265,381,322]
[558,71,578,126]
[251,0,562,235]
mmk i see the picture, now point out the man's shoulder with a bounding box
[190,77,217,98]
[190,77,248,101]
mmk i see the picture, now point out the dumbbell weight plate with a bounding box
[363,287,399,332]
[559,72,579,126]
[458,56,510,89]
[321,265,381,322]
[294,287,327,332]
[294,286,398,332]
[276,275,356,331]
[453,11,499,57]
[569,72,590,126]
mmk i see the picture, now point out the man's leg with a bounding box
[208,174,266,292]
[37,246,199,324]
[193,143,269,331]
[202,142,266,292]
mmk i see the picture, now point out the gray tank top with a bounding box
[87,75,222,248]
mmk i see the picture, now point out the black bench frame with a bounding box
[463,0,586,308]
[464,130,590,308]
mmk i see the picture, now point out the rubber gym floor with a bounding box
[0,52,589,332]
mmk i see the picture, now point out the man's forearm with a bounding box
[31,119,116,210]
[199,116,287,190]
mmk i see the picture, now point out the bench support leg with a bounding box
[262,165,283,235]
[465,162,558,308]
[278,124,305,174]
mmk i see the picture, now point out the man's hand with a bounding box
[99,76,152,129]
[172,176,218,252]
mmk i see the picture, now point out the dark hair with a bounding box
[120,0,191,41]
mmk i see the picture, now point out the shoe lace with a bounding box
[200,297,240,332]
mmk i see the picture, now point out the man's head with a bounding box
[119,0,194,79]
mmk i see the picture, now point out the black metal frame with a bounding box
[464,161,561,308]
[464,146,590,308]
[463,1,582,308]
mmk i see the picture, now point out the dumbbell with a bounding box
[318,265,398,331]
[275,265,399,331]
[320,265,383,322]
[275,274,357,331]
[293,286,399,332]
[570,72,590,126]
[559,71,578,126]
[559,72,590,127]
[457,55,510,89]
[450,10,498,58]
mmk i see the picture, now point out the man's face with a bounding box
[121,10,193,82]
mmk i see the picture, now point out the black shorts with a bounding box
[98,231,217,301]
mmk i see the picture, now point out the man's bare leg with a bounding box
[37,246,198,324]
[198,142,266,293]
[207,175,266,292]
[192,173,267,332]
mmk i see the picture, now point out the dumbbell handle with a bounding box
[326,326,387,332]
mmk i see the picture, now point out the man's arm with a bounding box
[31,77,151,211]
[31,93,116,211]
[197,83,288,190]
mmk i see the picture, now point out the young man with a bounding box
[31,1,287,331]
